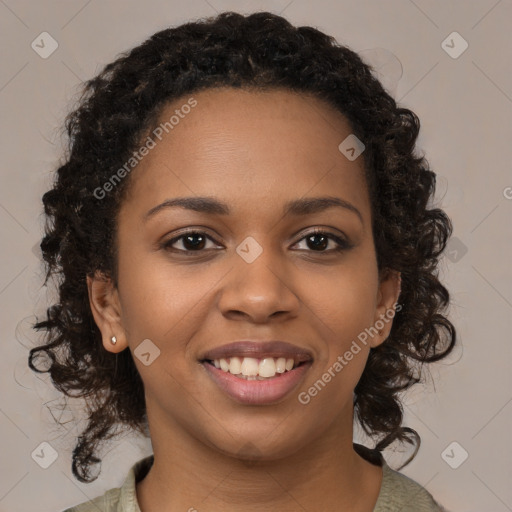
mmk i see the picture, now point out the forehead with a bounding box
[121,87,370,222]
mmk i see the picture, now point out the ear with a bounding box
[369,269,402,349]
[86,271,128,353]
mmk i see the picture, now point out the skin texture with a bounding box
[87,87,401,512]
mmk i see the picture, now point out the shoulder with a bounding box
[374,462,447,512]
[353,443,447,511]
[61,486,122,512]
[61,455,154,512]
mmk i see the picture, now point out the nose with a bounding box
[217,245,300,323]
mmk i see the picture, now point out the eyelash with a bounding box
[162,228,352,256]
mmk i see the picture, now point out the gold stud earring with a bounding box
[111,336,117,345]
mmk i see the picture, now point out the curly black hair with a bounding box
[28,10,456,483]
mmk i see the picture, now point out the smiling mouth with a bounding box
[200,356,313,405]
[201,356,308,380]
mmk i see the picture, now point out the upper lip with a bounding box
[200,341,314,363]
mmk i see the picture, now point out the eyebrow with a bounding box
[144,195,363,223]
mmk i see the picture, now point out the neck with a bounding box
[136,403,382,512]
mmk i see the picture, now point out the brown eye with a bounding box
[305,232,329,251]
[163,231,220,253]
[294,229,351,253]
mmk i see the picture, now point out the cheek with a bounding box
[298,259,378,398]
[299,295,374,414]
[300,264,378,351]
[117,250,210,341]
[327,288,377,351]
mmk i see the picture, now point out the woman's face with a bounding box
[89,87,399,460]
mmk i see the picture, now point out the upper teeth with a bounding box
[213,357,295,378]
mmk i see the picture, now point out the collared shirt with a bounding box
[62,446,446,512]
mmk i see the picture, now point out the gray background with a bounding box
[1,1,511,511]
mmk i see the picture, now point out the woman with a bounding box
[30,11,455,512]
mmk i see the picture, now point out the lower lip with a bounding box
[201,361,312,405]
